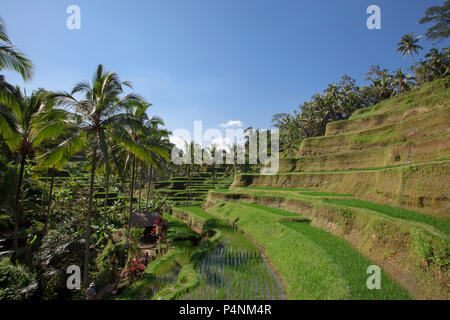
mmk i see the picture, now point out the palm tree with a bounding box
[0,89,69,260]
[206,144,218,189]
[0,18,33,140]
[397,33,423,66]
[391,69,414,96]
[96,137,122,238]
[46,64,147,286]
[141,116,171,210]
[122,102,162,227]
[173,140,196,206]
[0,77,20,133]
[183,141,195,206]
[225,142,244,178]
[424,48,449,79]
[324,83,343,121]
[272,113,303,158]
[372,74,394,101]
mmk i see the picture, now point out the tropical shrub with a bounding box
[0,261,37,300]
[33,217,84,299]
[92,239,126,288]
[123,256,145,283]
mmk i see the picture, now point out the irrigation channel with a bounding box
[139,210,286,300]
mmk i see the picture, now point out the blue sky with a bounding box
[1,0,447,147]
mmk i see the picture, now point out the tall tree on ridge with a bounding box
[397,33,423,66]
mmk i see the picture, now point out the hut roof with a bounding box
[129,211,160,227]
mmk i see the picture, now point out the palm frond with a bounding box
[0,44,33,80]
[38,131,87,169]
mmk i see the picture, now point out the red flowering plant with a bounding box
[124,255,146,283]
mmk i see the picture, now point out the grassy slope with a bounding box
[323,198,450,235]
[244,158,450,175]
[218,188,450,234]
[233,160,450,216]
[282,221,410,299]
[349,77,450,121]
[206,202,410,299]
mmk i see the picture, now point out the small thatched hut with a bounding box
[129,211,161,242]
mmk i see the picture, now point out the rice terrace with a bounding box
[0,0,449,305]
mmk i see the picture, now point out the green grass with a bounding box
[242,158,450,175]
[225,188,354,200]
[206,201,412,299]
[177,206,217,220]
[323,198,450,235]
[213,188,449,235]
[299,191,353,197]
[165,214,202,244]
[236,203,299,217]
[282,221,410,299]
[177,206,284,300]
[239,186,312,192]
[349,77,450,121]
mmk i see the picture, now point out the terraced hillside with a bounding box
[204,78,450,299]
[151,167,233,207]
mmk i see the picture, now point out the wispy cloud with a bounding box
[221,120,243,128]
[210,136,233,151]
[169,136,187,151]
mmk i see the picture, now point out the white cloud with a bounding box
[169,136,187,151]
[210,136,233,151]
[221,120,243,128]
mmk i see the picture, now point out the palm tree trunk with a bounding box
[103,173,111,239]
[410,52,416,67]
[212,164,215,190]
[14,153,20,171]
[185,168,188,207]
[12,154,26,262]
[188,167,191,207]
[138,163,143,212]
[40,170,48,217]
[146,164,153,211]
[84,148,97,287]
[127,156,136,234]
[45,170,55,231]
[185,166,190,207]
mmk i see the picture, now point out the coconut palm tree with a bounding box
[141,116,171,210]
[0,89,70,260]
[272,113,303,158]
[372,74,394,101]
[424,47,449,78]
[324,83,343,121]
[206,144,218,189]
[0,77,20,132]
[173,140,197,206]
[225,142,244,178]
[95,137,123,238]
[0,18,33,137]
[45,64,148,286]
[397,33,423,66]
[121,101,170,230]
[391,69,414,96]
